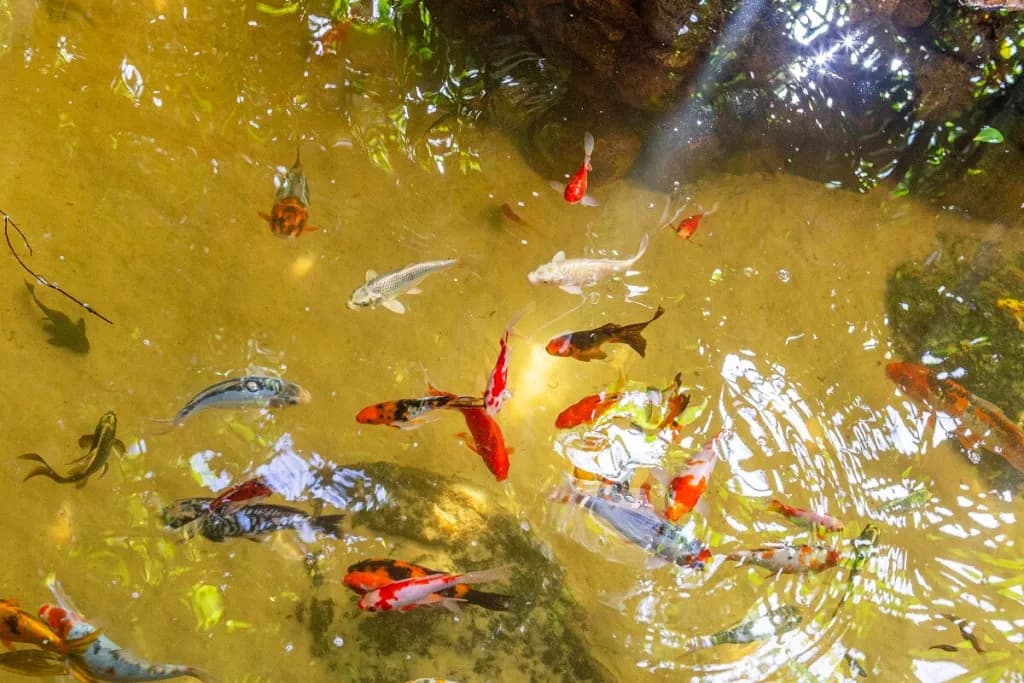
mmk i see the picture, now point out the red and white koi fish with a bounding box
[483,307,530,416]
[649,434,720,522]
[357,565,512,614]
[769,499,844,533]
[727,544,840,574]
[550,132,598,207]
[38,603,217,682]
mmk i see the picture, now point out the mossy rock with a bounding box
[294,461,615,683]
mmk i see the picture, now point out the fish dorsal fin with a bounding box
[552,251,565,263]
[365,270,378,282]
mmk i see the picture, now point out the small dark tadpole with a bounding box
[24,281,90,354]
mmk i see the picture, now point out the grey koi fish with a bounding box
[163,498,345,543]
[347,258,457,314]
[550,479,710,568]
[688,605,802,650]
[165,376,311,425]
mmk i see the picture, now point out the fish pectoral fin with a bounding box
[549,180,566,194]
[455,433,480,455]
[644,556,670,570]
[581,194,600,207]
[438,598,465,615]
[560,284,583,295]
[364,269,378,282]
[112,440,126,456]
[405,287,423,295]
[381,299,406,314]
[77,434,95,449]
[552,250,566,263]
[257,210,272,223]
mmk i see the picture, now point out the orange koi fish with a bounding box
[429,386,512,481]
[344,559,511,611]
[546,306,665,362]
[727,544,840,574]
[554,390,622,429]
[769,499,844,533]
[651,434,719,522]
[886,361,1024,473]
[258,149,318,238]
[550,132,598,207]
[356,565,512,613]
[669,203,717,239]
[0,599,98,655]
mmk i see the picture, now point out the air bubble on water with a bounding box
[333,636,344,648]
[777,269,791,283]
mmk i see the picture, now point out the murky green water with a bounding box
[1,2,1022,682]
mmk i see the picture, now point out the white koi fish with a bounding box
[527,234,648,295]
[347,259,457,314]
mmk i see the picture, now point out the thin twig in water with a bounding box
[2,209,114,325]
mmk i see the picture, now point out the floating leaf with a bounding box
[973,126,1004,144]
[186,584,224,631]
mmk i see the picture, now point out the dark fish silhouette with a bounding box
[25,281,89,353]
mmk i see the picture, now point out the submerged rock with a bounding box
[295,461,615,683]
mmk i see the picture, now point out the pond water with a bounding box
[1,2,1022,682]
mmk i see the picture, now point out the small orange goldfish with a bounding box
[550,132,598,207]
[554,391,621,429]
[258,149,318,238]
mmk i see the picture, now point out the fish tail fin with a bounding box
[143,416,180,436]
[309,513,346,539]
[18,454,65,483]
[459,564,513,586]
[583,131,595,157]
[618,329,649,357]
[648,305,666,325]
[633,233,650,262]
[463,589,513,611]
[185,668,221,683]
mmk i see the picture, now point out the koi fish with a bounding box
[357,564,512,613]
[344,559,511,612]
[690,606,802,650]
[484,308,529,416]
[163,376,311,426]
[996,297,1024,332]
[527,233,649,295]
[727,544,841,574]
[356,393,482,430]
[769,499,844,532]
[674,213,704,239]
[347,259,457,314]
[455,406,512,482]
[546,306,665,361]
[162,498,344,543]
[550,479,710,569]
[0,599,98,654]
[651,434,719,522]
[25,281,89,354]
[258,149,318,237]
[549,132,598,207]
[655,372,689,435]
[39,603,217,682]
[554,390,622,429]
[831,524,881,619]
[20,412,124,488]
[885,361,1024,473]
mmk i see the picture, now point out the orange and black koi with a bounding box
[0,599,99,655]
[355,393,483,430]
[258,149,318,238]
[886,361,1024,473]
[546,306,665,362]
[344,559,511,612]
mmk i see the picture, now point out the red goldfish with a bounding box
[545,306,665,362]
[727,544,840,574]
[357,565,512,613]
[769,499,844,533]
[344,559,511,611]
[429,386,512,481]
[886,361,1024,473]
[483,307,529,416]
[554,390,622,429]
[258,149,318,238]
[670,203,717,239]
[550,132,598,207]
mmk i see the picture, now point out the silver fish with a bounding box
[38,604,217,683]
[690,605,802,650]
[527,233,648,294]
[163,497,345,543]
[550,479,709,568]
[347,258,457,314]
[168,376,311,425]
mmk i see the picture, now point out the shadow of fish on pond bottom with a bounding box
[24,281,89,353]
